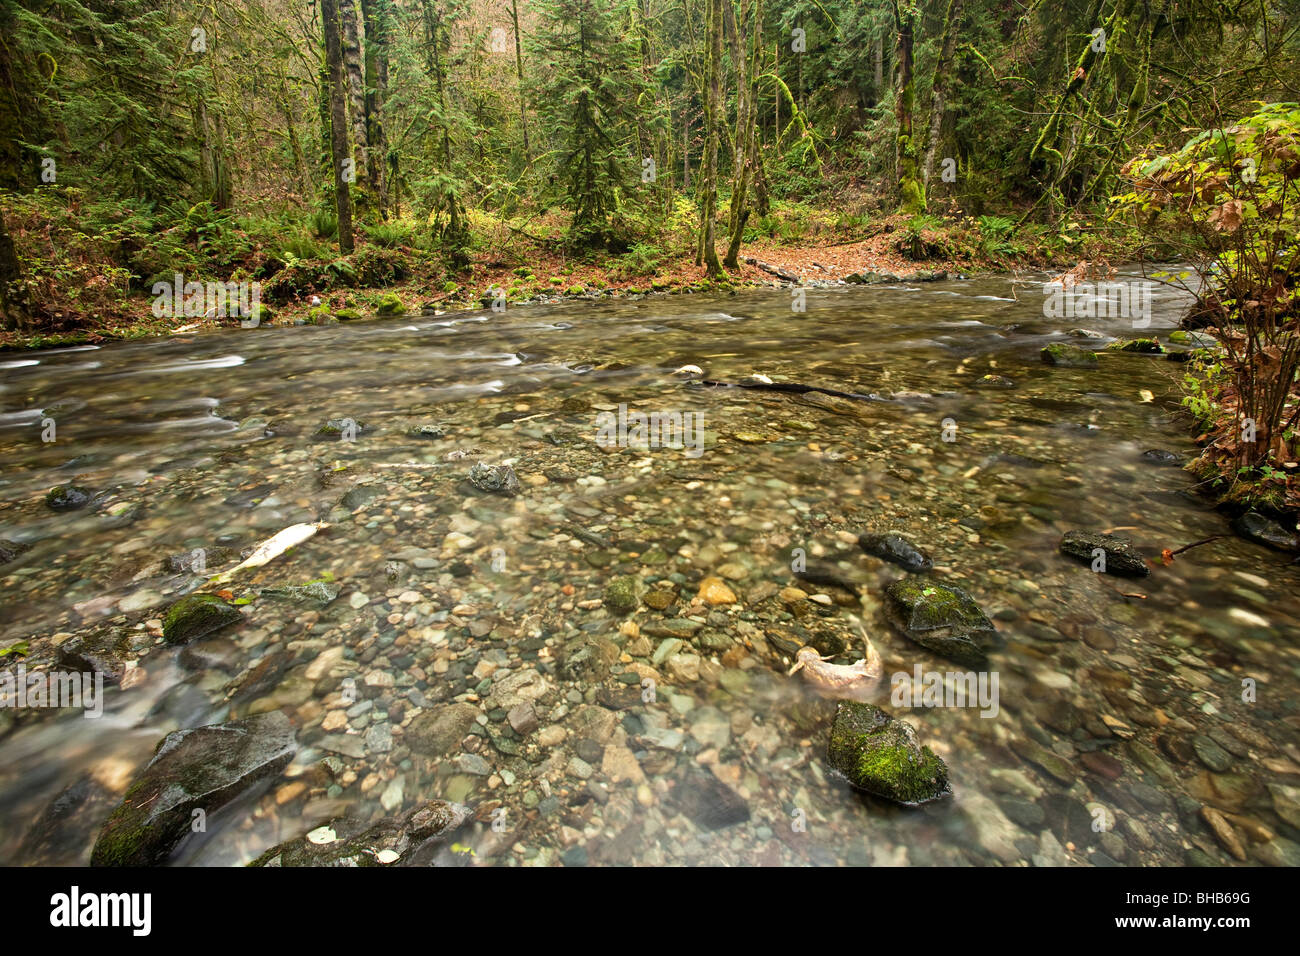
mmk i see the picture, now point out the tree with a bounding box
[724,0,763,269]
[891,0,923,214]
[696,0,725,274]
[322,0,355,254]
[532,0,647,249]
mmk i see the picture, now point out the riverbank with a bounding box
[0,192,1143,351]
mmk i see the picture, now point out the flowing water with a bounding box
[2,267,1298,866]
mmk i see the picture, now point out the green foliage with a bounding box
[310,210,340,240]
[362,220,415,248]
[1115,102,1300,471]
[529,0,649,250]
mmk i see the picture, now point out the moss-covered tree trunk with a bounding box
[361,0,391,216]
[510,0,531,168]
[892,0,924,214]
[724,0,762,270]
[339,0,369,190]
[921,0,962,193]
[322,0,355,254]
[697,0,724,276]
[891,0,924,214]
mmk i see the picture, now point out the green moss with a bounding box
[376,292,406,316]
[566,285,585,295]
[162,593,242,645]
[1041,343,1099,367]
[826,702,950,806]
[1106,337,1163,353]
[603,575,641,615]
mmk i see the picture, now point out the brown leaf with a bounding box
[1209,198,1244,232]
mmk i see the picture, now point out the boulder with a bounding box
[883,579,995,666]
[858,532,933,572]
[826,701,951,806]
[90,712,296,866]
[1059,530,1151,576]
[162,593,242,645]
[1231,512,1299,552]
[1040,344,1098,368]
[249,800,469,867]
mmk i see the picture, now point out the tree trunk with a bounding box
[921,0,962,192]
[0,212,30,332]
[323,0,355,254]
[339,0,369,187]
[892,0,925,214]
[510,0,531,168]
[697,0,724,276]
[724,0,762,269]
[361,0,390,215]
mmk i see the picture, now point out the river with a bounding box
[1,266,1297,866]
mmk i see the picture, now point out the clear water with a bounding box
[1,268,1297,866]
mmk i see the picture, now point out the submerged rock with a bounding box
[45,485,92,511]
[250,800,469,867]
[1141,448,1184,466]
[1059,530,1151,576]
[55,626,135,684]
[826,701,951,806]
[1231,512,1299,552]
[1040,344,1098,368]
[883,579,996,666]
[1106,338,1164,353]
[974,374,1016,388]
[90,712,296,866]
[467,462,521,497]
[314,418,369,440]
[671,770,750,830]
[407,423,446,439]
[162,593,243,645]
[858,532,933,572]
[0,538,31,565]
[260,581,340,606]
[603,574,642,614]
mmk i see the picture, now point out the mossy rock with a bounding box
[1106,338,1163,353]
[162,593,242,645]
[1169,329,1218,348]
[826,701,951,806]
[883,579,995,666]
[1040,343,1099,367]
[91,712,295,866]
[375,292,406,316]
[314,418,368,439]
[566,285,585,295]
[549,277,563,286]
[650,278,671,290]
[334,307,363,321]
[604,575,642,615]
[45,485,92,512]
[243,302,274,326]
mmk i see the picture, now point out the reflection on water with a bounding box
[1,268,1298,867]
